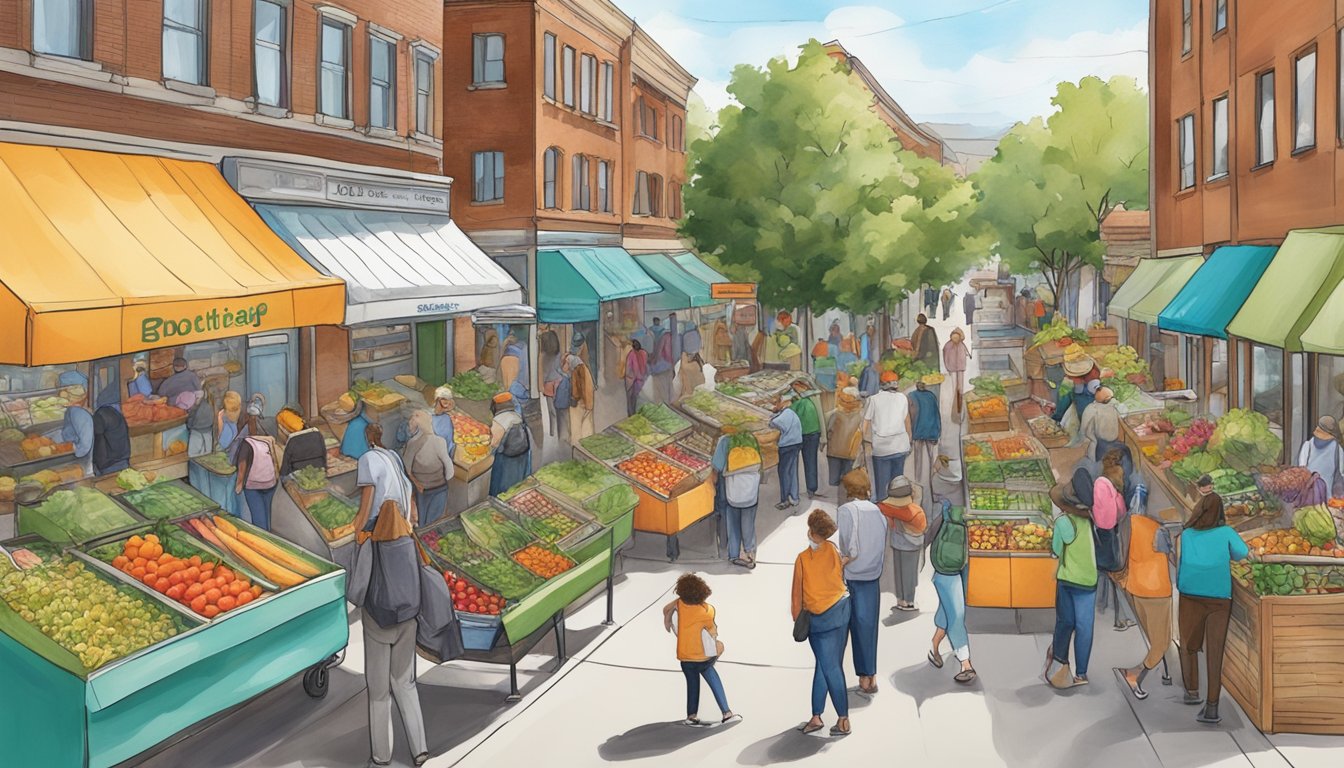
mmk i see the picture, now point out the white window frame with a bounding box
[1178,114,1195,190]
[1210,95,1228,179]
[317,13,353,122]
[601,61,615,123]
[597,160,611,212]
[543,33,556,100]
[1294,49,1317,152]
[543,147,560,209]
[561,45,575,107]
[252,0,289,110]
[412,43,438,138]
[163,0,209,85]
[474,151,504,203]
[472,33,505,85]
[368,33,397,131]
[1257,69,1276,165]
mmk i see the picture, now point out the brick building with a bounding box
[823,40,948,165]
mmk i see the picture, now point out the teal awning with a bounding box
[1157,245,1277,339]
[635,253,718,311]
[671,251,730,285]
[537,247,662,323]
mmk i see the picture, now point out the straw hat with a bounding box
[1062,343,1095,377]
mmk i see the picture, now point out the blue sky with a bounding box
[617,0,1149,125]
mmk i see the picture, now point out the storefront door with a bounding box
[247,332,297,433]
[416,321,448,386]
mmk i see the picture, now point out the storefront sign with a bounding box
[224,158,451,215]
[325,180,449,213]
[711,283,758,300]
[122,293,296,352]
[415,301,462,315]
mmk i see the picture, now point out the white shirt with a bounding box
[864,390,911,456]
[356,447,413,523]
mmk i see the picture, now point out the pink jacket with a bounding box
[1091,476,1125,530]
[942,340,970,373]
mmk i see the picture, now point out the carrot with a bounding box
[236,530,321,578]
[212,515,239,538]
[213,528,305,587]
[190,517,225,548]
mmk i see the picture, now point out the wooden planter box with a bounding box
[1087,327,1119,347]
[1224,581,1344,734]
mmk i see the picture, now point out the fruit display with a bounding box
[682,391,770,431]
[967,395,1008,420]
[1245,528,1343,558]
[462,504,537,554]
[10,434,75,461]
[1236,562,1344,596]
[965,461,1005,486]
[968,520,1010,550]
[613,414,672,447]
[443,571,504,615]
[503,489,584,543]
[967,519,1053,552]
[535,460,625,502]
[119,481,217,521]
[1012,522,1052,551]
[512,544,577,579]
[999,459,1054,488]
[306,495,358,538]
[420,528,542,600]
[189,516,321,588]
[194,451,236,475]
[0,555,185,672]
[617,452,692,497]
[660,442,710,471]
[449,410,491,463]
[103,533,268,619]
[681,430,716,457]
[580,432,639,462]
[970,488,1052,515]
[1162,418,1215,461]
[122,394,187,427]
[1027,416,1067,441]
[25,488,140,543]
[584,484,640,524]
[445,370,500,401]
[638,403,692,435]
[963,440,995,463]
[291,465,328,492]
[991,435,1042,461]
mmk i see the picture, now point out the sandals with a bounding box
[798,721,824,734]
[927,649,945,669]
[413,753,430,767]
[731,558,752,569]
[829,723,852,737]
[683,717,703,727]
[722,713,742,725]
[954,668,978,684]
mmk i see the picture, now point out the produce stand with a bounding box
[186,452,240,518]
[964,511,1057,608]
[966,394,1011,434]
[0,505,347,767]
[271,471,361,572]
[675,390,780,470]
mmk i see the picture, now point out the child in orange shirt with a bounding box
[662,573,741,727]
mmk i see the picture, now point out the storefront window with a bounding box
[1209,339,1229,417]
[1183,335,1201,394]
[1251,343,1284,431]
[1148,328,1180,388]
[1291,353,1307,452]
[1317,354,1344,427]
[351,324,413,383]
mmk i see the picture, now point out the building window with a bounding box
[580,54,596,115]
[638,97,659,139]
[543,33,556,100]
[1214,0,1227,33]
[670,182,682,218]
[253,0,287,108]
[633,170,650,216]
[543,147,560,209]
[473,151,504,203]
[1177,114,1195,190]
[572,155,591,211]
[672,115,684,152]
[1181,0,1192,55]
[472,33,504,85]
[163,0,208,85]
[649,174,663,217]
[318,18,351,120]
[601,61,614,122]
[414,49,435,135]
[597,160,611,212]
[1211,95,1228,178]
[562,46,575,107]
[1257,69,1276,165]
[34,0,92,59]
[1295,49,1317,151]
[369,36,396,130]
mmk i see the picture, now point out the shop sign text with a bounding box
[141,303,270,343]
[325,180,449,213]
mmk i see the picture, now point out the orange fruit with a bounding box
[217,596,237,612]
[251,585,263,598]
[128,535,145,549]
[237,591,254,606]
[154,577,170,593]
[132,557,147,568]
[142,573,157,586]
[204,588,222,605]
[202,605,221,618]
[189,555,202,567]
[185,583,204,600]
[190,595,208,613]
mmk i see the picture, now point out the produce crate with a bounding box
[1002,377,1030,403]
[497,485,602,553]
[1026,416,1069,449]
[614,451,705,501]
[631,479,714,537]
[283,469,331,507]
[1087,327,1119,346]
[966,394,1010,434]
[288,484,360,545]
[115,480,219,521]
[969,488,1053,516]
[991,434,1048,461]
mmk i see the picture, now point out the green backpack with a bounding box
[930,501,969,575]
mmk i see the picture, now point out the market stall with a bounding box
[676,390,780,469]
[1,483,346,767]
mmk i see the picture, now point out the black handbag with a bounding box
[792,610,811,642]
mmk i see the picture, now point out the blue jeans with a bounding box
[416,485,449,527]
[800,432,821,494]
[1053,582,1097,676]
[778,442,802,503]
[932,571,969,658]
[681,659,730,716]
[871,452,909,502]
[846,579,880,676]
[724,504,758,559]
[808,596,851,717]
[243,485,277,531]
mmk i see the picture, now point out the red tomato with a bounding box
[466,586,477,596]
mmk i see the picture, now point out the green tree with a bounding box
[973,76,1148,321]
[682,40,985,313]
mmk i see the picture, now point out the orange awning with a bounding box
[0,143,345,365]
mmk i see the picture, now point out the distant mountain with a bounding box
[918,122,1012,176]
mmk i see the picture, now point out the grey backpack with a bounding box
[364,537,422,629]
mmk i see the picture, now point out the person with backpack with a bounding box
[91,402,131,476]
[402,410,454,527]
[710,427,761,569]
[825,387,864,500]
[925,499,975,684]
[878,476,926,612]
[349,423,428,767]
[488,392,532,496]
[232,407,280,530]
[1093,448,1137,631]
[837,471,887,696]
[792,509,852,737]
[1045,471,1099,689]
[185,388,215,458]
[1116,491,1175,701]
[661,573,741,727]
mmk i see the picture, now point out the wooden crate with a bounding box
[1223,581,1344,734]
[1087,327,1119,347]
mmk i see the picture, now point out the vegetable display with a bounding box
[115,469,153,491]
[580,433,639,462]
[966,461,1005,485]
[1237,562,1344,596]
[1162,418,1215,461]
[1208,408,1283,473]
[443,571,504,615]
[584,485,639,524]
[106,533,267,618]
[1032,316,1089,347]
[292,465,329,492]
[420,529,542,600]
[307,495,358,537]
[659,443,710,471]
[970,489,1052,515]
[535,461,625,501]
[637,403,692,435]
[963,440,995,463]
[504,489,584,543]
[194,452,236,475]
[462,505,536,554]
[445,370,500,401]
[617,452,691,497]
[194,516,319,588]
[999,459,1055,488]
[119,482,218,521]
[26,488,140,543]
[512,545,576,579]
[1209,468,1256,497]
[682,391,770,431]
[1171,450,1223,483]
[1292,505,1339,548]
[969,375,1006,397]
[0,555,184,671]
[1027,416,1067,441]
[1100,345,1150,384]
[613,414,671,447]
[681,431,716,456]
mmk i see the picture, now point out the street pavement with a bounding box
[111,298,1344,767]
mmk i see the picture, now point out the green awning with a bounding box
[1228,228,1344,351]
[1128,256,1202,324]
[1158,245,1277,339]
[537,247,662,323]
[635,253,719,311]
[1107,258,1177,320]
[671,251,730,285]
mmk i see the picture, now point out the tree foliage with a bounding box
[973,76,1148,317]
[682,40,986,313]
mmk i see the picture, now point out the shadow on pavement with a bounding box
[736,727,833,765]
[889,659,984,712]
[597,719,741,761]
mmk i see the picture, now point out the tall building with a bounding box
[1147,0,1344,460]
